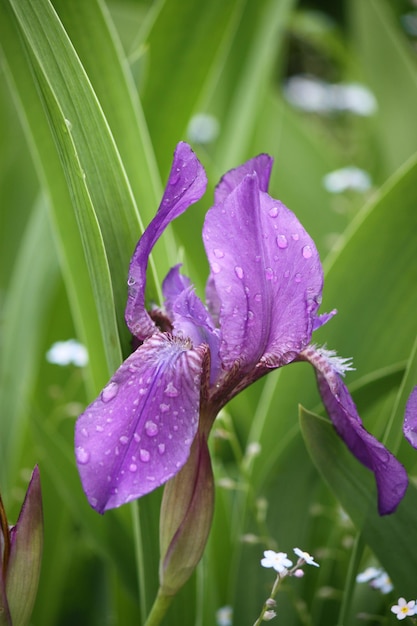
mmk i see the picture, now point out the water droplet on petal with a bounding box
[76,447,89,465]
[129,463,137,472]
[292,233,299,241]
[234,266,244,279]
[160,403,170,413]
[295,273,302,283]
[145,421,159,437]
[164,382,179,397]
[101,381,119,403]
[268,206,279,217]
[213,248,224,258]
[212,262,221,274]
[265,267,274,281]
[119,435,129,445]
[140,449,150,462]
[302,245,313,259]
[254,293,262,302]
[81,428,88,438]
[134,433,141,442]
[96,425,104,432]
[248,310,254,320]
[127,275,136,286]
[158,443,166,455]
[276,234,288,249]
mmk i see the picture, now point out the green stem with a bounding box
[144,589,173,626]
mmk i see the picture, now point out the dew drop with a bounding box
[127,275,136,286]
[254,293,262,302]
[276,234,288,249]
[160,403,170,413]
[95,425,104,432]
[145,421,159,437]
[292,233,299,241]
[268,206,279,218]
[265,267,274,281]
[302,245,313,259]
[158,443,166,455]
[248,310,254,320]
[295,273,302,283]
[234,266,244,279]
[119,435,129,445]
[134,433,141,442]
[81,428,88,438]
[76,447,89,465]
[212,262,221,274]
[213,248,224,258]
[164,382,179,397]
[140,449,150,462]
[101,381,119,403]
[129,463,137,473]
[284,270,290,278]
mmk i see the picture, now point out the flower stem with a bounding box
[144,588,173,626]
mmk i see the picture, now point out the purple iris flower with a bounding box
[75,142,407,516]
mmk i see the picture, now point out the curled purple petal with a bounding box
[302,346,408,515]
[125,142,207,340]
[204,172,323,371]
[313,309,337,331]
[163,266,221,382]
[75,333,206,513]
[215,154,273,203]
[403,386,417,448]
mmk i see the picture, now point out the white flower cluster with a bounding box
[356,566,393,594]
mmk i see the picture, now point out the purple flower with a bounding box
[75,142,407,516]
[403,385,417,448]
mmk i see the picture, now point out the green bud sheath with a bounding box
[159,431,214,596]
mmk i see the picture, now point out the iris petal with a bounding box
[303,347,408,515]
[75,333,206,513]
[403,385,417,448]
[125,142,207,340]
[163,266,221,382]
[214,153,273,203]
[204,172,323,371]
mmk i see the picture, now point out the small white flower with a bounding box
[187,113,220,144]
[371,571,394,595]
[261,550,293,573]
[216,605,233,626]
[46,339,88,367]
[294,548,319,567]
[391,598,417,620]
[356,566,381,583]
[323,166,372,194]
[263,609,277,621]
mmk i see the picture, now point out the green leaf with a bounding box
[300,405,417,599]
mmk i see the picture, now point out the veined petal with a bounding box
[75,333,206,513]
[403,385,417,448]
[302,346,408,515]
[163,266,221,382]
[214,154,273,203]
[125,142,207,340]
[204,172,323,371]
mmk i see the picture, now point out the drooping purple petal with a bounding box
[302,346,408,515]
[75,333,207,513]
[125,142,207,340]
[403,386,417,448]
[204,172,323,372]
[214,154,273,203]
[163,266,221,382]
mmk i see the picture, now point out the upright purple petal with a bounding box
[403,386,417,448]
[75,333,206,513]
[214,154,273,203]
[302,346,408,515]
[163,266,221,382]
[204,172,323,371]
[125,143,207,340]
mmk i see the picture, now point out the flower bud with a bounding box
[0,466,43,626]
[158,433,214,596]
